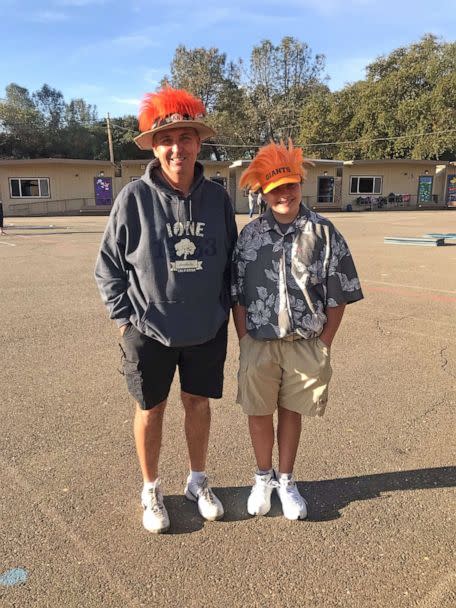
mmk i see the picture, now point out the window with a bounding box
[9,177,50,198]
[349,176,382,195]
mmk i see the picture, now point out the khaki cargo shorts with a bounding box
[237,335,333,416]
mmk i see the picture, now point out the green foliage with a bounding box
[299,34,456,160]
[2,35,455,161]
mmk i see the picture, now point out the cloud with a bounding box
[55,0,108,6]
[110,96,140,106]
[110,34,158,51]
[29,10,69,22]
[73,30,160,60]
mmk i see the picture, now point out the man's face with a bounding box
[152,127,201,184]
[264,182,302,222]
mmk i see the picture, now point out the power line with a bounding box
[201,128,456,149]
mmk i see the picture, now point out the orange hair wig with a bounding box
[138,87,206,132]
[240,140,312,194]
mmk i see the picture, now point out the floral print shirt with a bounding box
[231,204,363,340]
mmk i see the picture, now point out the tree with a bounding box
[248,37,327,142]
[0,83,45,157]
[299,35,456,160]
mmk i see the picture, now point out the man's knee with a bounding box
[181,391,209,411]
[135,400,166,425]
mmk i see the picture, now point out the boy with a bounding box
[232,140,363,520]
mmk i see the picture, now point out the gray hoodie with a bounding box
[95,160,237,347]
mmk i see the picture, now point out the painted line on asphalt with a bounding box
[365,285,456,304]
[0,240,16,247]
[1,459,143,608]
[364,280,456,295]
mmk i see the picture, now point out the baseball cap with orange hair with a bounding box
[134,87,216,150]
[240,140,312,194]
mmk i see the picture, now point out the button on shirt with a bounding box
[231,204,364,340]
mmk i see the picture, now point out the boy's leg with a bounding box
[277,406,302,474]
[247,414,277,516]
[248,414,274,470]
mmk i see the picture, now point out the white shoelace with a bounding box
[195,478,217,504]
[144,487,166,515]
[280,479,305,506]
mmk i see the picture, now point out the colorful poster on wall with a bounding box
[94,176,113,206]
[447,175,456,207]
[417,175,433,203]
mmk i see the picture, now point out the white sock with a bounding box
[277,472,293,480]
[143,479,159,492]
[257,468,273,476]
[189,470,206,484]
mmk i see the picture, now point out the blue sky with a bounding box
[1,0,455,119]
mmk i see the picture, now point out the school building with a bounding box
[0,156,455,217]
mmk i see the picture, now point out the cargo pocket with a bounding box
[118,341,146,407]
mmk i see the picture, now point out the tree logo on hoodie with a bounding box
[175,238,196,260]
[171,238,202,272]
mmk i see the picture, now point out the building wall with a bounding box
[0,161,114,215]
[342,162,441,209]
[230,162,344,213]
[120,160,230,189]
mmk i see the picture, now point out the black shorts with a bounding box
[119,322,228,410]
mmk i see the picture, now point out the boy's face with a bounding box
[263,182,302,223]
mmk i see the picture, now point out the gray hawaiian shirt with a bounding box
[231,204,363,340]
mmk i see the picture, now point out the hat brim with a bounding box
[134,120,216,150]
[263,175,302,194]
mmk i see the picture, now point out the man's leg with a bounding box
[181,391,210,471]
[133,399,170,533]
[181,391,224,520]
[133,400,167,482]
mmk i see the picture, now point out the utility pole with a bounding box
[106,113,114,164]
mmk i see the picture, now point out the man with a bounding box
[0,201,6,235]
[232,140,363,520]
[95,87,237,533]
[248,189,257,218]
[257,192,266,215]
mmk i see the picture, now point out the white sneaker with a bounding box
[185,475,224,521]
[276,474,308,520]
[141,480,170,533]
[247,470,278,516]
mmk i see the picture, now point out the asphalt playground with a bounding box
[1,210,455,608]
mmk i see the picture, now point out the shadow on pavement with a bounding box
[301,465,456,522]
[164,466,455,533]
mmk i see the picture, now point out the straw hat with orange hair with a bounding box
[240,140,313,195]
[134,87,216,150]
